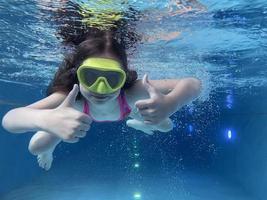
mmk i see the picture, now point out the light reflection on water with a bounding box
[1,169,253,200]
[0,0,266,98]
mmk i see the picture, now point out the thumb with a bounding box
[59,84,79,108]
[142,74,157,98]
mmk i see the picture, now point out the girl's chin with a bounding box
[88,94,115,103]
[82,90,120,103]
[91,94,108,99]
[91,96,109,102]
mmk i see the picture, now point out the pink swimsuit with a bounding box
[83,90,132,122]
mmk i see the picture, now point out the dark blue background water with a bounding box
[1,0,267,199]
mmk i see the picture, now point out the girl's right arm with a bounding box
[2,84,91,141]
[1,92,67,134]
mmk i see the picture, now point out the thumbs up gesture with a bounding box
[134,74,172,125]
[41,84,92,143]
[57,84,80,109]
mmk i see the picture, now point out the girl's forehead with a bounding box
[91,53,122,64]
[80,56,124,69]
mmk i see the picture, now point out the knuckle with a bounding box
[81,132,87,137]
[71,131,77,137]
[64,139,73,143]
[149,99,156,104]
[86,120,92,126]
[72,138,79,143]
[76,115,82,121]
[64,134,72,140]
[70,130,77,136]
[72,122,80,129]
[148,110,154,114]
[146,119,157,125]
[77,114,85,121]
[87,115,93,121]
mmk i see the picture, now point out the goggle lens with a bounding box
[81,68,124,88]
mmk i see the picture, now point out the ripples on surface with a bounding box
[0,1,63,86]
[0,0,266,97]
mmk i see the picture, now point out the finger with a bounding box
[135,99,154,110]
[142,74,157,98]
[126,119,154,135]
[60,84,79,108]
[78,114,93,124]
[144,120,154,125]
[143,129,154,135]
[144,119,160,125]
[140,115,157,122]
[63,137,79,143]
[139,113,157,121]
[142,116,157,123]
[73,124,89,136]
[78,123,91,132]
[75,130,87,138]
[139,109,155,116]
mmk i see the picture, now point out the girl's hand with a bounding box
[40,84,92,143]
[126,119,156,135]
[134,74,173,125]
[127,118,173,135]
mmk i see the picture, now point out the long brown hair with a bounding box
[46,2,140,100]
[46,32,138,100]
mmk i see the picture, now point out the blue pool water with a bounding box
[1,0,267,199]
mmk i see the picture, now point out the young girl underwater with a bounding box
[1,3,202,171]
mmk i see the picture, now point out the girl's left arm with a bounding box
[127,74,202,125]
[159,77,202,115]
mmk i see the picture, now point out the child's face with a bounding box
[79,83,120,104]
[77,55,125,104]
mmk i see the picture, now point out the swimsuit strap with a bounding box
[83,99,89,115]
[117,90,132,120]
[83,90,131,122]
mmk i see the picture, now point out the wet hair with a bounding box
[53,1,142,49]
[46,2,140,100]
[46,32,138,100]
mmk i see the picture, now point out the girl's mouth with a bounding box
[91,94,109,99]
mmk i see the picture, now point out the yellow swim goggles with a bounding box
[77,58,126,94]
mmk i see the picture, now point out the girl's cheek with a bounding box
[79,84,87,93]
[79,85,90,98]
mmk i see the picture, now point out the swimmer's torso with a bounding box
[74,98,122,121]
[73,89,141,122]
